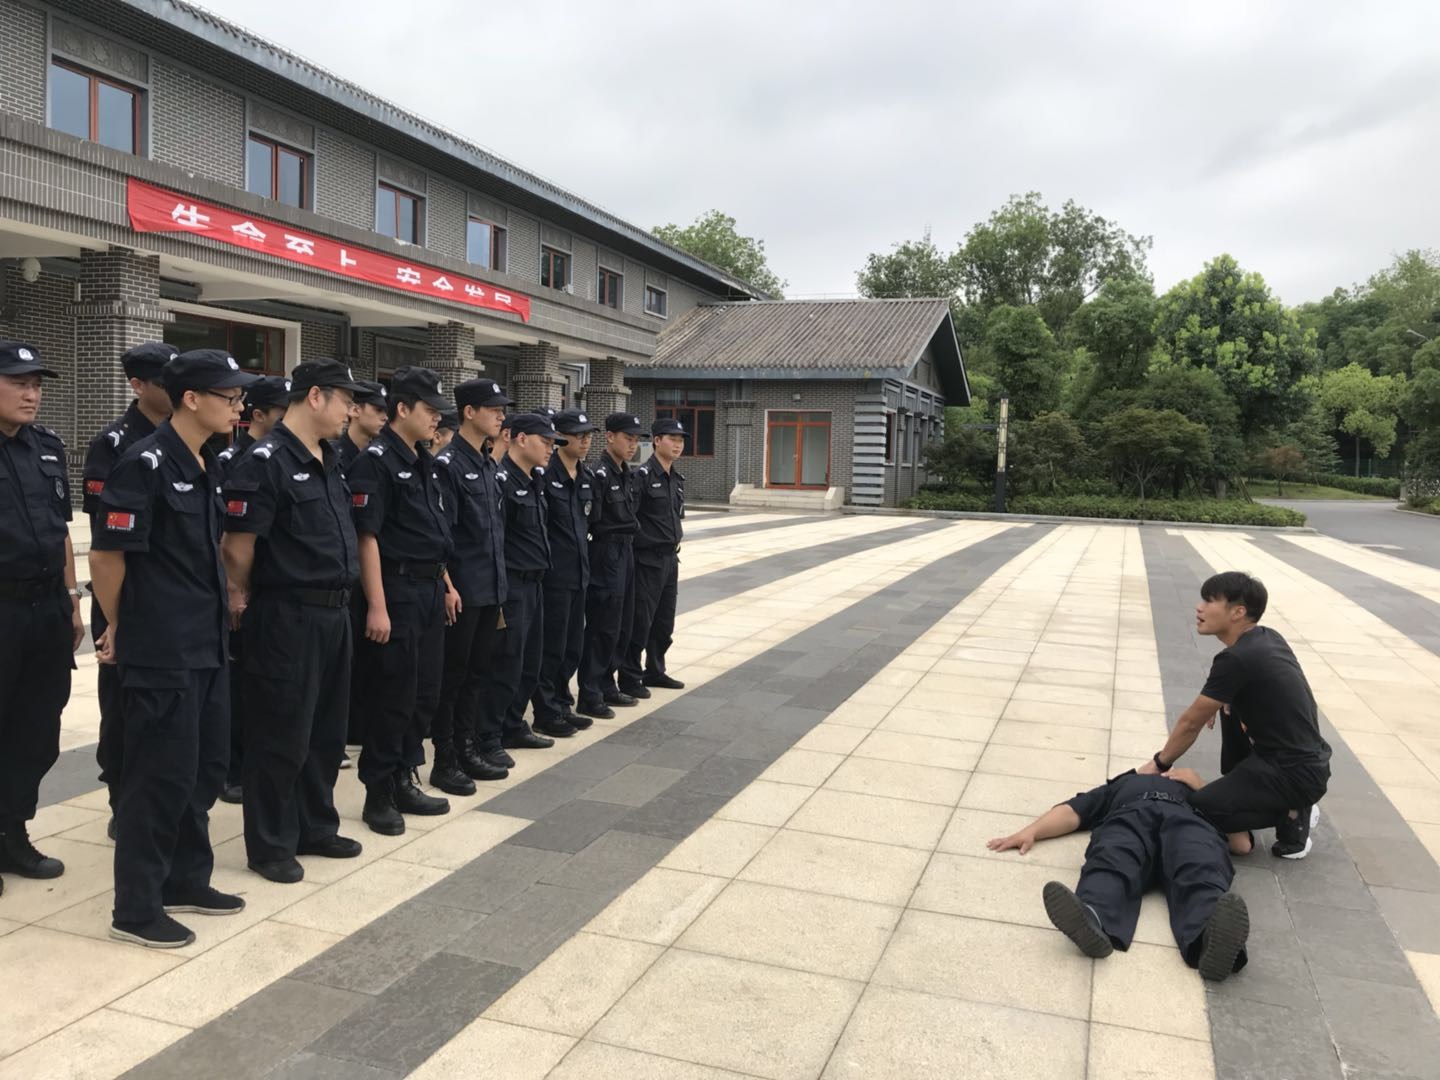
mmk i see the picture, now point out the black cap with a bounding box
[507,412,568,444]
[534,405,558,418]
[652,416,690,438]
[454,377,514,410]
[499,414,516,431]
[605,412,645,435]
[554,408,598,435]
[354,380,387,408]
[389,366,449,411]
[164,349,258,392]
[242,375,291,413]
[0,341,57,379]
[437,409,460,432]
[290,358,369,397]
[121,343,177,382]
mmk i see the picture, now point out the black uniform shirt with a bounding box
[82,402,157,517]
[216,426,254,470]
[221,422,359,591]
[1201,626,1331,768]
[633,459,684,550]
[496,453,551,573]
[92,421,228,669]
[540,451,596,590]
[1065,770,1200,831]
[346,424,452,563]
[335,430,365,472]
[0,422,72,580]
[436,434,507,606]
[590,455,638,543]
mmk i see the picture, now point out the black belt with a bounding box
[594,534,634,545]
[380,559,446,581]
[0,576,62,601]
[513,569,545,583]
[1128,790,1186,808]
[275,587,352,608]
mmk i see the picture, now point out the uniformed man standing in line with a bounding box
[532,408,600,737]
[90,349,255,948]
[429,378,512,795]
[577,413,643,720]
[432,409,459,454]
[82,343,176,825]
[489,414,513,465]
[345,366,457,835]
[0,342,85,896]
[221,359,369,883]
[619,417,687,698]
[471,413,564,768]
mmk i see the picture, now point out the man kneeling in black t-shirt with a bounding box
[1137,571,1331,859]
[988,768,1250,981]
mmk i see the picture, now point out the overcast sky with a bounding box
[203,0,1440,304]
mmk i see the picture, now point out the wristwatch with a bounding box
[1153,751,1171,772]
[67,586,83,598]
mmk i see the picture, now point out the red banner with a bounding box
[126,177,531,322]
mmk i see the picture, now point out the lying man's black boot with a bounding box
[1043,881,1114,959]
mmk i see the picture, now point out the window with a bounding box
[48,60,140,154]
[644,285,668,318]
[541,246,570,290]
[884,409,897,464]
[598,267,622,309]
[655,388,716,456]
[376,182,422,244]
[245,134,309,209]
[466,218,507,271]
[167,313,285,377]
[766,411,832,488]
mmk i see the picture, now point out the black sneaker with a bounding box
[643,673,685,690]
[564,711,593,731]
[429,748,477,796]
[601,692,635,709]
[1196,893,1250,981]
[619,683,651,700]
[248,857,305,884]
[111,913,196,949]
[533,717,577,738]
[362,784,405,836]
[576,700,614,720]
[502,730,555,750]
[297,835,363,859]
[394,771,450,816]
[0,824,64,879]
[219,784,243,805]
[482,748,515,770]
[1043,881,1114,959]
[1272,805,1316,860]
[164,885,247,914]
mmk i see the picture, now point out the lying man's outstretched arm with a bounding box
[987,803,1083,855]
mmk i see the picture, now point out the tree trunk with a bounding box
[1355,438,1361,478]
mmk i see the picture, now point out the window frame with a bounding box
[541,245,571,290]
[644,284,668,319]
[48,58,143,154]
[245,132,311,209]
[764,409,833,490]
[376,180,424,244]
[654,388,717,458]
[466,216,507,272]
[884,408,897,465]
[598,266,623,309]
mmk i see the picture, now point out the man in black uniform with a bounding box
[472,412,564,768]
[0,342,84,896]
[620,417,686,698]
[90,349,254,948]
[533,408,599,737]
[221,359,369,883]
[346,366,457,835]
[988,767,1250,982]
[433,409,459,454]
[82,342,176,822]
[429,378,513,795]
[578,413,643,720]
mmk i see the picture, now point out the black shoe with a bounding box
[0,823,64,879]
[565,711,594,731]
[339,751,353,770]
[298,834,363,859]
[618,683,651,700]
[643,673,685,690]
[394,772,450,816]
[107,816,117,841]
[1043,881,1114,959]
[362,785,405,836]
[482,748,515,770]
[1196,893,1250,981]
[111,913,195,949]
[576,700,614,720]
[502,730,556,750]
[429,748,477,796]
[164,885,247,913]
[219,784,243,805]
[533,717,577,738]
[604,691,638,707]
[1272,805,1316,860]
[457,741,509,781]
[247,857,305,884]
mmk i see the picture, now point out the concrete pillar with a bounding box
[582,355,629,420]
[513,340,566,412]
[425,321,481,403]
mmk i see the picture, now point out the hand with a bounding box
[366,607,391,644]
[444,587,462,626]
[71,600,85,652]
[1136,757,1161,775]
[95,626,116,665]
[986,830,1036,855]
[1162,767,1203,790]
[228,592,248,631]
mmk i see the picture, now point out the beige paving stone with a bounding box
[852,730,983,771]
[0,837,118,923]
[1414,823,1440,865]
[591,950,862,1080]
[270,856,449,936]
[823,984,1087,1080]
[977,743,1108,785]
[209,821,415,887]
[660,819,777,878]
[1357,754,1440,788]
[823,756,970,806]
[385,810,530,870]
[759,749,845,786]
[585,868,728,945]
[1009,681,1113,709]
[1113,673,1165,694]
[794,724,870,755]
[28,802,107,841]
[409,1018,575,1080]
[0,1006,188,1080]
[787,788,952,850]
[61,787,113,813]
[716,780,814,827]
[988,718,1109,755]
[872,909,1092,1019]
[937,807,1089,870]
[876,708,996,743]
[550,1041,754,1080]
[486,931,663,1036]
[1111,708,1171,735]
[911,853,1059,928]
[0,919,20,937]
[1002,698,1111,729]
[1091,940,1210,1040]
[1386,784,1440,825]
[931,657,1027,680]
[1088,1024,1215,1080]
[1019,666,1115,691]
[896,685,1009,718]
[820,701,888,730]
[846,683,909,708]
[676,879,900,980]
[1409,950,1440,1019]
[959,772,1084,817]
[911,672,1019,699]
[739,829,930,906]
[0,927,182,1058]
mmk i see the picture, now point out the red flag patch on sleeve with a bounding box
[352,493,369,508]
[105,511,136,532]
[85,479,105,495]
[226,499,248,517]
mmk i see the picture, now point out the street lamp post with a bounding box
[994,393,1010,513]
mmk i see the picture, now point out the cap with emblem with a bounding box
[554,408,598,435]
[0,340,58,379]
[651,416,689,438]
[289,357,369,397]
[389,366,449,411]
[437,409,460,432]
[534,405,558,419]
[120,342,177,382]
[242,374,291,413]
[605,412,644,435]
[354,380,386,408]
[454,377,514,410]
[163,348,258,391]
[508,412,568,444]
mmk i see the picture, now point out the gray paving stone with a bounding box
[583,764,687,807]
[508,799,632,853]
[617,787,732,840]
[539,829,676,894]
[1347,834,1440,891]
[479,771,598,820]
[756,705,830,735]
[1311,970,1440,1078]
[1229,866,1294,936]
[1212,929,1324,1014]
[681,752,770,796]
[1289,901,1426,986]
[635,734,730,770]
[1204,992,1344,1080]
[419,843,570,913]
[290,900,487,996]
[1369,884,1440,953]
[263,1052,401,1080]
[1273,847,1378,912]
[602,715,694,747]
[542,741,650,781]
[718,727,802,763]
[443,883,613,968]
[36,745,103,809]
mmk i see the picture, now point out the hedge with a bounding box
[905,491,1307,527]
[1309,473,1401,498]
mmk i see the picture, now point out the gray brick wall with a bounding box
[665,278,704,322]
[573,240,597,303]
[0,0,45,124]
[622,258,644,317]
[0,267,77,443]
[299,319,342,361]
[314,128,374,232]
[427,176,466,262]
[150,61,245,186]
[508,212,540,283]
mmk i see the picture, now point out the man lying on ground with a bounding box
[987,765,1250,981]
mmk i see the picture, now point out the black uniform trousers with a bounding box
[579,541,634,707]
[241,594,350,863]
[226,626,246,787]
[92,599,125,805]
[433,602,503,752]
[0,589,71,824]
[1075,800,1245,971]
[621,546,678,689]
[113,664,228,925]
[346,589,367,745]
[473,575,543,753]
[356,576,444,788]
[533,582,585,723]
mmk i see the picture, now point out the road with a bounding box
[1258,497,1440,569]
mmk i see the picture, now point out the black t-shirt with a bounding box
[1065,771,1197,830]
[1200,625,1330,767]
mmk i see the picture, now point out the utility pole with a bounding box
[994,394,1010,513]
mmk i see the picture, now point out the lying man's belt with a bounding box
[380,559,446,581]
[276,587,351,608]
[1137,790,1184,806]
[0,575,63,601]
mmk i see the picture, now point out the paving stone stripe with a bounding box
[675,512,831,542]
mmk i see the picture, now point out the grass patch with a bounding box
[905,492,1306,527]
[1250,481,1390,501]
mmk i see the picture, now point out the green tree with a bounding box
[1066,275,1159,400]
[1012,411,1088,494]
[1134,362,1240,488]
[1098,407,1211,505]
[652,210,786,297]
[856,233,962,302]
[1318,363,1404,474]
[979,305,1064,420]
[1259,445,1305,497]
[1274,393,1340,479]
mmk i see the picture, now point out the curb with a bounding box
[838,504,1316,533]
[1394,506,1440,521]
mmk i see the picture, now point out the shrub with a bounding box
[905,491,1306,526]
[1309,473,1401,498]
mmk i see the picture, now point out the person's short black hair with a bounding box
[1201,571,1267,622]
[386,391,420,420]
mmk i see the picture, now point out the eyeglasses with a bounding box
[202,390,246,408]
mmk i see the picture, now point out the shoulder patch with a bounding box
[140,448,162,470]
[436,450,454,465]
[252,445,273,460]
[35,423,64,446]
[218,447,236,461]
[367,444,385,456]
[107,430,123,448]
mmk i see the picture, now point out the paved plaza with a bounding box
[4,510,1440,1079]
